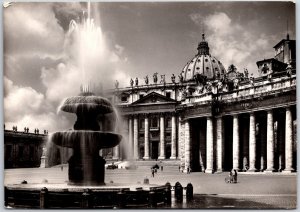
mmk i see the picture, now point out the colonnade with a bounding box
[124,113,178,160]
[112,106,295,174]
[182,106,295,173]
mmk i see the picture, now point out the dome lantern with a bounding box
[197,33,210,55]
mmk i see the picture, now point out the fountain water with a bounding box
[5,3,168,208]
[51,86,121,185]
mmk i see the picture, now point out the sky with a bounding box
[3,1,295,132]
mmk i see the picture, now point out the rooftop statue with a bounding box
[135,77,139,86]
[115,80,119,89]
[153,72,158,84]
[244,68,249,79]
[144,75,149,85]
[160,75,166,84]
[130,78,134,87]
[171,74,176,83]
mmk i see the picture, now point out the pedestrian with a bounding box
[187,166,190,174]
[151,168,155,177]
[161,165,163,171]
[229,171,233,183]
[154,168,157,173]
[179,165,181,172]
[233,169,238,183]
[61,165,63,171]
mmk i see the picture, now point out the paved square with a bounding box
[4,166,297,209]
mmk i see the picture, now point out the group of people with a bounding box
[151,163,163,177]
[9,125,49,135]
[228,169,238,183]
[179,165,191,174]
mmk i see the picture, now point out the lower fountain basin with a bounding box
[5,183,168,209]
[51,131,122,149]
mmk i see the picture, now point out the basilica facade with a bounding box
[109,33,296,173]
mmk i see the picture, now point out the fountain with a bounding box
[51,86,121,185]
[4,3,169,208]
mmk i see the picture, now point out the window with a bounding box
[139,94,144,99]
[121,96,128,102]
[166,118,171,128]
[139,119,145,129]
[151,117,158,128]
[166,92,171,98]
[139,133,144,138]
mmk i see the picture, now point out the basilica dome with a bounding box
[180,34,226,81]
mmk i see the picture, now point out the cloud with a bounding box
[4,3,65,58]
[190,12,273,75]
[4,76,74,132]
[3,3,132,132]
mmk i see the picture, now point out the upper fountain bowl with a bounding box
[60,95,114,114]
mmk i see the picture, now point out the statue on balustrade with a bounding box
[233,78,239,89]
[115,80,119,89]
[171,74,176,83]
[267,69,273,81]
[144,75,149,85]
[153,72,158,84]
[160,75,166,84]
[244,68,249,79]
[130,78,134,87]
[135,77,139,86]
[194,73,207,86]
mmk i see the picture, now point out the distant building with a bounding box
[4,130,46,168]
[109,33,296,173]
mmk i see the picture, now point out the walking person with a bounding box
[233,169,238,183]
[161,165,163,171]
[151,168,155,177]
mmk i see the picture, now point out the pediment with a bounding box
[132,92,177,105]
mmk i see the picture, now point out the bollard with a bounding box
[40,187,48,209]
[174,182,183,203]
[186,183,193,201]
[164,182,171,205]
[149,190,157,208]
[117,189,126,208]
[143,177,149,184]
[81,189,93,208]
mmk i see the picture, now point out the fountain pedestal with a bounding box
[68,154,106,185]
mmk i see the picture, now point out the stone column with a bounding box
[128,117,133,159]
[133,115,139,160]
[143,115,150,160]
[248,112,257,171]
[158,114,165,159]
[184,120,191,172]
[170,114,177,159]
[216,117,223,172]
[283,107,294,173]
[113,145,120,160]
[266,110,275,172]
[206,117,214,173]
[232,114,240,170]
